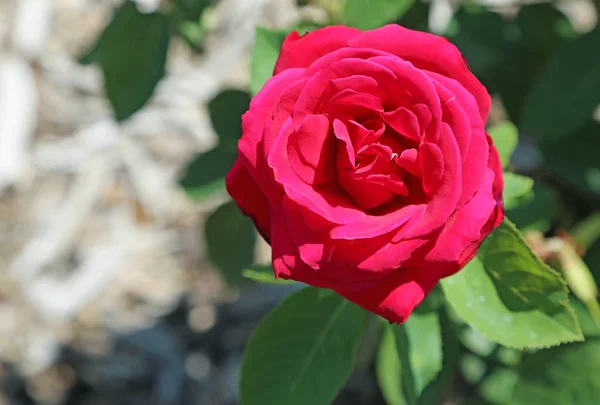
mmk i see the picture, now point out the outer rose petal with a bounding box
[226,160,271,242]
[274,26,362,74]
[238,68,306,205]
[425,169,497,266]
[348,24,491,122]
[334,264,442,324]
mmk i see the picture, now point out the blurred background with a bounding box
[0,0,599,404]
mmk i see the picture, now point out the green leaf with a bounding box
[179,89,249,199]
[179,147,235,199]
[342,0,414,30]
[584,238,600,285]
[242,265,297,285]
[413,286,444,314]
[240,288,366,405]
[404,313,443,396]
[506,184,559,233]
[570,212,600,250]
[503,173,534,210]
[81,1,170,121]
[513,339,600,405]
[480,368,519,405]
[416,308,460,405]
[521,26,600,142]
[377,311,450,405]
[377,325,407,405]
[441,219,582,349]
[449,7,513,80]
[396,0,429,32]
[250,27,288,95]
[571,297,600,337]
[488,121,518,168]
[209,89,251,151]
[540,121,600,197]
[517,4,576,55]
[205,201,255,287]
[175,0,211,21]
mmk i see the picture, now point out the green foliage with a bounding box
[503,173,534,211]
[488,121,518,169]
[441,219,582,348]
[179,89,250,198]
[251,27,289,95]
[513,339,600,405]
[175,0,211,21]
[416,309,460,405]
[506,184,559,233]
[242,265,297,284]
[377,309,458,405]
[541,122,600,197]
[377,325,407,405]
[571,297,600,337]
[179,148,233,199]
[209,89,251,152]
[403,313,443,396]
[521,26,600,142]
[205,201,256,287]
[342,0,414,30]
[450,4,575,125]
[480,368,518,405]
[240,288,366,405]
[81,1,170,121]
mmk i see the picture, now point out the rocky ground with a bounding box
[0,1,322,404]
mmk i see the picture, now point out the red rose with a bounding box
[226,25,503,323]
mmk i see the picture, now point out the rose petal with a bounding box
[427,72,490,207]
[327,89,384,116]
[330,204,422,240]
[425,169,496,265]
[226,159,271,242]
[333,119,357,167]
[304,47,389,76]
[335,263,442,324]
[348,25,491,122]
[282,196,333,269]
[396,148,421,177]
[419,142,445,196]
[382,107,421,143]
[429,78,472,159]
[288,114,335,185]
[293,58,398,126]
[274,26,362,74]
[329,74,388,102]
[349,119,385,150]
[405,123,462,238]
[339,171,395,210]
[238,68,306,204]
[411,103,433,136]
[487,134,504,204]
[367,55,442,142]
[365,173,409,196]
[269,116,366,224]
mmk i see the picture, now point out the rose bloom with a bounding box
[226,25,504,323]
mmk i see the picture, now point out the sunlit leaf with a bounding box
[442,219,582,348]
[488,121,518,168]
[241,288,366,405]
[342,0,414,30]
